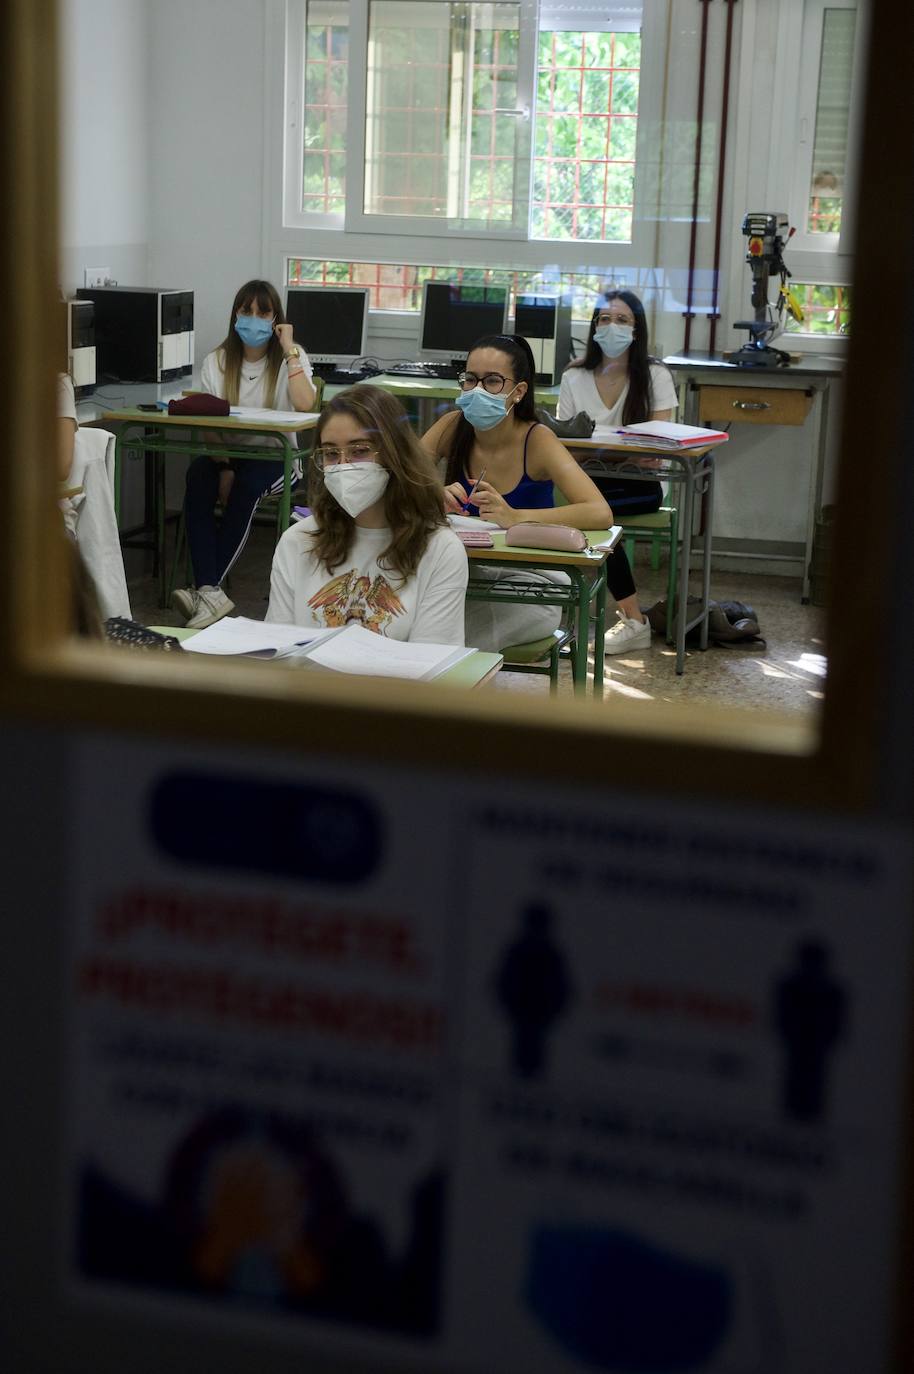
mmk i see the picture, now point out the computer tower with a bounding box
[67,298,96,397]
[75,286,194,384]
[514,295,572,385]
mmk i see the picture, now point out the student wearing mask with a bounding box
[558,289,678,654]
[173,279,317,629]
[422,333,615,653]
[266,386,468,643]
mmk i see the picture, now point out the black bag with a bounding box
[104,617,186,651]
[535,407,596,438]
[646,597,765,647]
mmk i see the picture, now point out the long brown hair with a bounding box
[309,386,447,581]
[217,279,286,406]
[572,289,671,425]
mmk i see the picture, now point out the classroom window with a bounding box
[287,256,630,321]
[287,0,643,243]
[805,7,856,236]
[785,281,851,336]
[301,0,350,216]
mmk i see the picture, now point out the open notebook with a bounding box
[183,617,472,681]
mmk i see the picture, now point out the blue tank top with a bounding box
[460,423,554,515]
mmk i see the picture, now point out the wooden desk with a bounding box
[99,407,319,604]
[464,525,622,696]
[559,431,719,675]
[663,350,844,601]
[150,625,503,688]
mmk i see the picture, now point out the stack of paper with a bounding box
[182,617,332,658]
[608,420,729,448]
[183,617,472,681]
[298,624,472,680]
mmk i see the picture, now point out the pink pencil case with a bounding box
[505,522,587,552]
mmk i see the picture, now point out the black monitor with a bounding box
[418,281,509,362]
[284,286,370,365]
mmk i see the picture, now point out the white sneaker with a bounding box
[183,585,235,630]
[604,611,652,656]
[171,586,197,622]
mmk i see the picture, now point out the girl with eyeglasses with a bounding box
[172,279,317,630]
[558,289,678,655]
[422,333,617,653]
[266,386,468,644]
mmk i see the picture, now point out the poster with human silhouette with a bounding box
[67,739,912,1374]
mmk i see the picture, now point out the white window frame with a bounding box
[759,0,865,352]
[788,0,865,257]
[282,0,651,253]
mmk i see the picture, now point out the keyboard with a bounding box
[314,366,381,386]
[385,361,462,380]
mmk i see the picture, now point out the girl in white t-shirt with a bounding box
[558,290,678,655]
[267,386,468,644]
[172,279,317,629]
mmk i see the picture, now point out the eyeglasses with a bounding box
[313,442,379,469]
[596,313,634,327]
[457,371,515,395]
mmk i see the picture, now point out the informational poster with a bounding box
[67,736,913,1373]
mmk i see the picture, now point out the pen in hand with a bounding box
[462,467,487,510]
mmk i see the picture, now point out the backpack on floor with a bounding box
[646,597,765,648]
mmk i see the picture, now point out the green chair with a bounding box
[499,621,579,695]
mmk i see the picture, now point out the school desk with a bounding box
[98,407,320,604]
[559,432,718,675]
[149,626,504,688]
[464,525,623,697]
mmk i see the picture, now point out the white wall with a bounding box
[59,0,149,292]
[145,0,269,359]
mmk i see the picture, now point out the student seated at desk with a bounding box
[172,279,317,630]
[558,289,678,655]
[266,386,468,644]
[422,334,616,654]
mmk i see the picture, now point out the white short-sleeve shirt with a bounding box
[557,360,678,426]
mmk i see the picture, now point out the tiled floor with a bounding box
[129,524,827,717]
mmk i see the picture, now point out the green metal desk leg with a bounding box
[156,450,168,606]
[572,570,590,695]
[592,565,607,694]
[278,436,294,530]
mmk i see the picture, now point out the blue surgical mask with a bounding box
[594,322,634,358]
[456,387,515,431]
[235,314,275,348]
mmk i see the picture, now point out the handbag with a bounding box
[535,407,596,438]
[168,392,230,417]
[505,522,587,552]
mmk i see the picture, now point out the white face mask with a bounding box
[322,461,390,518]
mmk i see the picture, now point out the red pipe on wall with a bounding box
[708,0,738,355]
[683,0,712,354]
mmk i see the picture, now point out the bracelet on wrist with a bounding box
[287,368,305,380]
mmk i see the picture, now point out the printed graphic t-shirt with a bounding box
[266,516,469,645]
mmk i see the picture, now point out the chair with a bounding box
[499,621,579,695]
[167,377,324,603]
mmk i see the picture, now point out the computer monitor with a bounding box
[418,281,509,362]
[284,285,370,365]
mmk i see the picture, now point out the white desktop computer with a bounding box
[67,298,96,397]
[75,286,194,384]
[514,295,572,385]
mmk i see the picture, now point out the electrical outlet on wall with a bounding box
[84,267,110,288]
